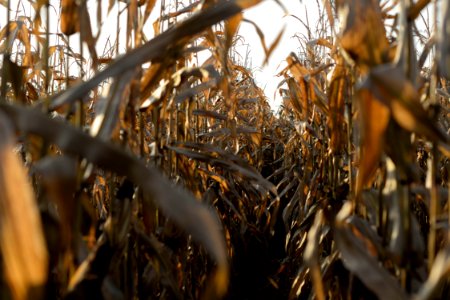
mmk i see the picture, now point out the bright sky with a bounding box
[239,0,319,109]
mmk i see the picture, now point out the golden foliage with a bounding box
[0,0,449,299]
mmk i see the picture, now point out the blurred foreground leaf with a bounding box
[414,247,450,300]
[439,0,450,79]
[0,112,48,300]
[356,88,390,194]
[334,203,408,300]
[337,0,389,68]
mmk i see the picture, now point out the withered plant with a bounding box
[0,0,449,299]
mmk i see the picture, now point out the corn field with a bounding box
[0,0,449,299]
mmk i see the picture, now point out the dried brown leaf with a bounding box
[327,59,348,153]
[90,69,136,139]
[0,113,48,300]
[286,77,307,119]
[60,0,80,35]
[356,88,390,194]
[439,0,450,79]
[368,65,448,144]
[79,2,98,67]
[263,26,285,65]
[285,54,329,114]
[335,202,408,300]
[408,0,432,21]
[143,0,158,26]
[225,13,243,51]
[193,109,227,121]
[322,0,335,30]
[383,158,407,263]
[304,210,325,300]
[236,0,262,9]
[169,142,276,194]
[337,0,390,68]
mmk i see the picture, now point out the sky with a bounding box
[239,0,317,109]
